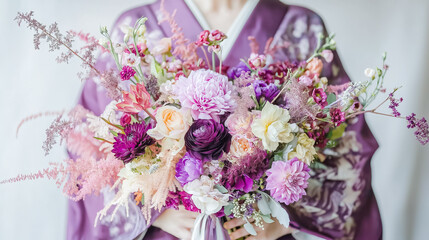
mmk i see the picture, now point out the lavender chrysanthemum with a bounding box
[175,152,204,186]
[172,69,236,121]
[266,158,310,205]
[112,122,155,164]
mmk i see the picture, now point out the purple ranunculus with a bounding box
[251,80,280,102]
[112,122,155,164]
[175,152,204,186]
[185,119,232,161]
[227,61,250,79]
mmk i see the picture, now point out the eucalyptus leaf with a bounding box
[223,204,233,216]
[244,222,257,236]
[257,192,271,215]
[268,198,290,228]
[261,214,275,223]
[257,191,290,228]
[215,184,228,194]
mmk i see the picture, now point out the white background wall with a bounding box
[0,0,428,239]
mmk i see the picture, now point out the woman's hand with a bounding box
[224,217,294,240]
[152,205,199,240]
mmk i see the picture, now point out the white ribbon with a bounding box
[191,214,228,240]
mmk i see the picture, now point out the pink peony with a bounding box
[265,158,310,205]
[172,69,236,121]
[116,83,151,114]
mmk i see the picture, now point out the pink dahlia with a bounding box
[116,83,151,114]
[265,158,310,205]
[172,69,236,121]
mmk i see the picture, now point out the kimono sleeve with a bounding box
[274,6,382,240]
[66,6,167,240]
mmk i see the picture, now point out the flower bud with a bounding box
[364,68,376,79]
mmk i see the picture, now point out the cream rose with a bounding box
[147,105,191,150]
[251,102,294,151]
[288,133,317,165]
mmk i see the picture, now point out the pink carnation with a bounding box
[265,158,310,205]
[172,69,236,121]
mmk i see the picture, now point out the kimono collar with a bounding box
[183,0,260,60]
[154,0,288,66]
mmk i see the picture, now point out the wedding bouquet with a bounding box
[6,5,428,239]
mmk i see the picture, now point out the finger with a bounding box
[245,236,257,240]
[223,218,246,229]
[180,217,197,229]
[229,227,250,240]
[178,205,200,218]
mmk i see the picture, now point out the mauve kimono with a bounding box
[67,0,382,239]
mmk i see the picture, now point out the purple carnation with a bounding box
[175,152,204,186]
[330,108,346,127]
[185,119,231,161]
[165,191,180,210]
[120,66,136,81]
[251,80,280,102]
[227,62,250,79]
[266,158,310,205]
[112,122,155,164]
[179,191,200,213]
[312,88,328,109]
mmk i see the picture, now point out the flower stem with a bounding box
[144,108,157,122]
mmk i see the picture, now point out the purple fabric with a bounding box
[67,0,382,239]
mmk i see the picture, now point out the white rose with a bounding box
[183,176,229,215]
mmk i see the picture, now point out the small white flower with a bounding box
[122,53,141,67]
[364,68,376,79]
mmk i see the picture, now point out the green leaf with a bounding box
[310,161,328,170]
[327,93,336,104]
[215,184,228,194]
[130,114,139,124]
[330,123,347,140]
[109,129,118,137]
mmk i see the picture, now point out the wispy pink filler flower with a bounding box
[120,66,136,81]
[265,158,310,205]
[172,69,236,121]
[116,83,151,114]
